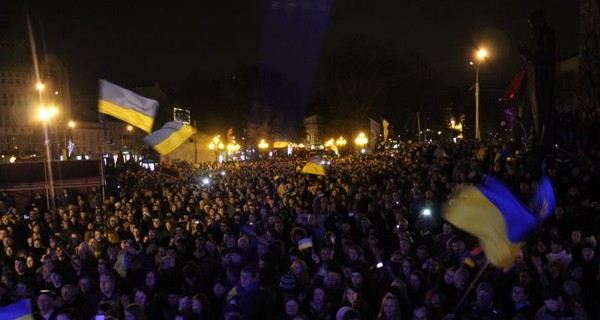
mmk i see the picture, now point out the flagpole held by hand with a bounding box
[453,260,491,315]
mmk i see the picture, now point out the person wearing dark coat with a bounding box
[34,290,61,320]
[226,265,274,320]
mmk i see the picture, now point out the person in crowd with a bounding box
[34,290,60,320]
[125,303,146,320]
[377,293,402,320]
[0,138,598,320]
[534,285,590,319]
[504,282,536,319]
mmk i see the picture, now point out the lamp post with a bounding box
[354,132,368,153]
[336,136,347,155]
[39,105,58,212]
[208,136,224,162]
[227,142,240,161]
[471,48,487,141]
[126,125,135,161]
[258,139,269,159]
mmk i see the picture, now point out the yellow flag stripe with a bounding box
[443,186,523,268]
[99,100,155,133]
[154,125,196,155]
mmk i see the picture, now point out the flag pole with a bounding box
[453,260,490,314]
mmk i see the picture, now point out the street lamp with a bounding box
[227,142,240,161]
[258,139,269,150]
[354,132,368,153]
[335,136,347,147]
[258,139,269,158]
[335,136,347,156]
[39,105,58,212]
[471,48,488,140]
[208,136,224,162]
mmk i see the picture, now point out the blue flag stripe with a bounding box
[476,176,538,243]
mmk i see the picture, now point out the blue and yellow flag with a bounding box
[98,79,159,133]
[0,299,35,320]
[443,175,554,268]
[301,156,325,176]
[143,121,197,156]
[529,176,556,219]
[298,237,313,250]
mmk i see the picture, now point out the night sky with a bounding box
[6,0,577,91]
[1,0,580,134]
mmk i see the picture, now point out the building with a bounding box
[0,27,72,161]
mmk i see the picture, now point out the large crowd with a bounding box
[0,137,599,320]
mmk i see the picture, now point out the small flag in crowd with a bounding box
[143,121,197,156]
[298,237,313,250]
[301,156,325,176]
[529,176,556,219]
[443,175,555,268]
[463,246,485,269]
[0,299,34,320]
[98,79,159,133]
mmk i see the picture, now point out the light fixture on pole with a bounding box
[471,48,487,141]
[258,139,269,159]
[39,105,58,212]
[354,132,368,153]
[208,135,224,162]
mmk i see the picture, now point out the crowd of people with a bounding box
[0,138,599,320]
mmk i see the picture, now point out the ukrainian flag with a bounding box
[443,175,554,268]
[0,299,34,320]
[298,237,313,250]
[98,79,159,133]
[301,156,325,176]
[143,121,197,156]
[529,176,556,219]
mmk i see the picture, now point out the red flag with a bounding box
[507,70,527,100]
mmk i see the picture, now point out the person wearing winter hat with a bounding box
[279,272,299,296]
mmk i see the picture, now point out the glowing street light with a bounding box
[38,106,58,120]
[257,139,269,159]
[36,82,45,92]
[208,136,224,162]
[354,132,368,152]
[227,142,240,152]
[226,142,241,161]
[335,136,347,147]
[39,105,59,212]
[258,139,269,150]
[471,47,488,141]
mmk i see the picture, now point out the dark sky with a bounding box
[8,0,580,94]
